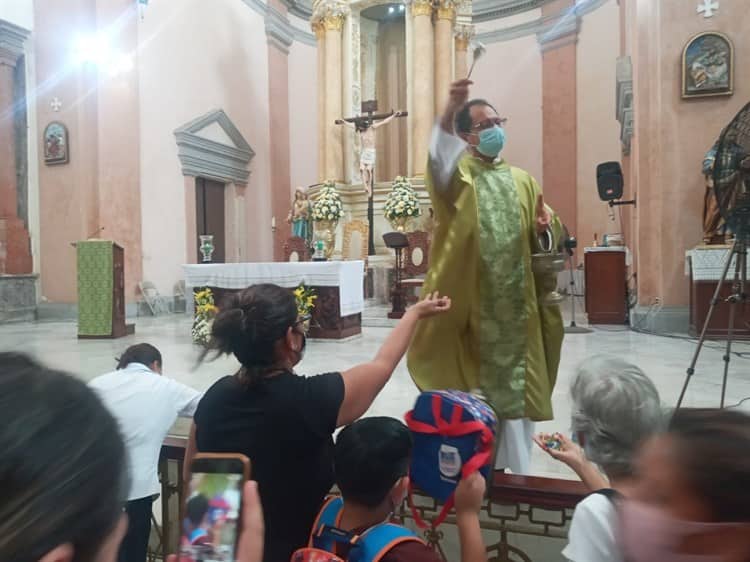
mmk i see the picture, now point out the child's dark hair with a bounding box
[202,283,297,385]
[186,494,209,526]
[0,352,128,562]
[334,417,412,508]
[668,408,750,522]
[116,343,162,370]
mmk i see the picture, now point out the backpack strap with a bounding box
[349,523,424,562]
[309,496,345,550]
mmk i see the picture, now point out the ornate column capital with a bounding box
[454,23,474,51]
[436,0,457,20]
[322,14,345,31]
[311,20,325,40]
[312,0,348,32]
[408,0,434,17]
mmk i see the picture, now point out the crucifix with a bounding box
[336,100,408,255]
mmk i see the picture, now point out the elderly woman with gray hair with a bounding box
[534,355,664,562]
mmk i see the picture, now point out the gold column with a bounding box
[411,0,434,177]
[454,24,473,80]
[434,2,455,114]
[323,14,345,182]
[312,21,327,182]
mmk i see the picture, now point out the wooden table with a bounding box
[183,261,364,339]
[686,245,750,340]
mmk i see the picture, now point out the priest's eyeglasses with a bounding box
[471,117,508,132]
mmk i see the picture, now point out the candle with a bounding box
[271,216,276,229]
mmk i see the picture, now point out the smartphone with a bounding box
[179,453,251,562]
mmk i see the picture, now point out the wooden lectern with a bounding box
[76,240,134,338]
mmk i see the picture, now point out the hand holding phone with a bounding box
[179,454,251,562]
[171,480,263,562]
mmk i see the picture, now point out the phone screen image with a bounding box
[180,471,243,562]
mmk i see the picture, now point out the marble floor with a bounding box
[2,301,750,480]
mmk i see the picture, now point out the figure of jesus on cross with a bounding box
[336,101,407,197]
[336,100,408,254]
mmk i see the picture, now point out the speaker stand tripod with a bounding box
[677,238,748,409]
[564,253,592,334]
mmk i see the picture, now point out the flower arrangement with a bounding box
[293,284,317,317]
[312,181,344,223]
[384,176,422,225]
[192,288,218,345]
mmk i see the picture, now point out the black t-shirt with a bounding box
[194,371,345,562]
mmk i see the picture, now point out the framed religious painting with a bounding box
[43,121,69,165]
[682,32,734,99]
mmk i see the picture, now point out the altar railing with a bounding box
[150,436,586,562]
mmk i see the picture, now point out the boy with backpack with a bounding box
[295,417,487,562]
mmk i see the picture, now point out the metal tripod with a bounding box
[677,237,748,409]
[565,252,592,334]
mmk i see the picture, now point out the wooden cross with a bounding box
[335,100,408,255]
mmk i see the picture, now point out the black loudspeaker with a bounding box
[596,161,624,202]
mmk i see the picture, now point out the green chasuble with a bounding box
[407,154,564,421]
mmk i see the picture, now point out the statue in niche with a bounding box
[336,100,407,197]
[287,186,312,247]
[702,131,745,244]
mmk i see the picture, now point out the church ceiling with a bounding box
[280,0,557,21]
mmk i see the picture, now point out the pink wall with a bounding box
[628,0,750,306]
[472,27,544,185]
[34,0,105,303]
[288,41,319,191]
[137,0,273,293]
[576,0,622,257]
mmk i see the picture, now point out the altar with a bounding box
[183,261,364,340]
[686,245,750,339]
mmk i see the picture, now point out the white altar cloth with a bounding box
[182,261,365,316]
[685,245,750,281]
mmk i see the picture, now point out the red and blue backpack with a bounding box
[405,390,498,528]
[291,496,425,562]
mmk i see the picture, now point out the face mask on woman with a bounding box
[620,500,740,562]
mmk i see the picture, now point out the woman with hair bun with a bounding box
[186,283,450,562]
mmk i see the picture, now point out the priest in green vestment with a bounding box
[407,79,564,473]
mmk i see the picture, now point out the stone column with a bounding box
[434,1,455,114]
[312,21,327,182]
[266,0,294,260]
[410,0,434,177]
[323,13,345,182]
[540,0,578,254]
[0,21,32,274]
[454,24,473,80]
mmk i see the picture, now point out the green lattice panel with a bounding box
[77,241,113,336]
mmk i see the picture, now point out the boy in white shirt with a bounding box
[89,343,201,562]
